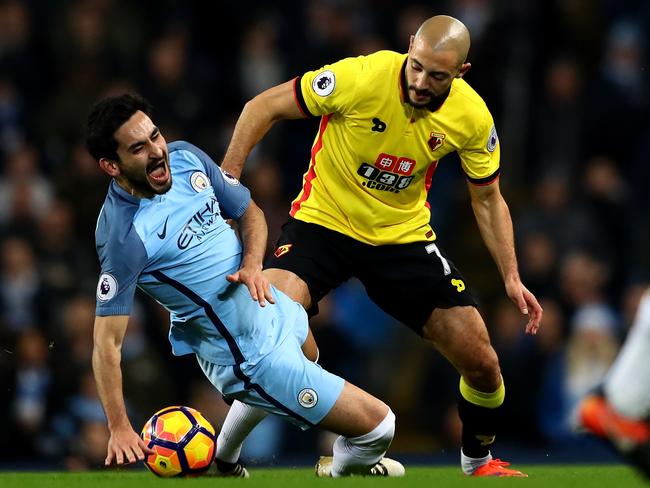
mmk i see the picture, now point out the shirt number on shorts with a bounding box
[425,243,451,276]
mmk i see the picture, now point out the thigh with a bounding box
[200,333,346,430]
[360,240,478,334]
[264,218,353,315]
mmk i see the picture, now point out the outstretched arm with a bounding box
[221,79,306,179]
[92,314,154,465]
[226,199,275,306]
[467,180,543,334]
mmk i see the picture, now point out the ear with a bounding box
[99,157,120,177]
[408,35,415,52]
[456,62,472,78]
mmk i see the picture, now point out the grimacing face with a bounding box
[405,36,464,107]
[111,111,172,198]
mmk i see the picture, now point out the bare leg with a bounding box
[422,306,505,471]
[422,306,501,391]
[318,381,389,437]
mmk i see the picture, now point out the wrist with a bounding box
[504,272,521,286]
[241,258,263,270]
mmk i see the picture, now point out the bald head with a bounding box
[404,15,472,106]
[414,15,470,66]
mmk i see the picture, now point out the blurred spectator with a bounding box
[141,25,215,140]
[7,328,53,458]
[531,56,584,181]
[238,17,286,103]
[564,304,620,424]
[516,170,603,260]
[0,77,26,158]
[0,144,54,236]
[55,141,109,250]
[518,232,559,299]
[37,198,96,301]
[559,250,611,316]
[0,236,49,334]
[584,18,648,165]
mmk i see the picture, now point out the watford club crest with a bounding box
[428,131,446,151]
[274,244,293,258]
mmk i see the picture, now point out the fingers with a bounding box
[264,281,276,304]
[523,291,543,335]
[106,440,154,467]
[251,280,267,306]
[141,439,155,455]
[227,268,275,307]
[114,447,124,466]
[515,293,528,316]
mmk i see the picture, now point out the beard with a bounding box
[408,86,435,107]
[121,155,172,197]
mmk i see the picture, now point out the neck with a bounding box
[115,177,153,199]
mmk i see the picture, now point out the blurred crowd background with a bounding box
[1,0,649,470]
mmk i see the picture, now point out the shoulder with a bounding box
[95,184,143,256]
[354,50,405,76]
[449,78,492,119]
[168,140,206,164]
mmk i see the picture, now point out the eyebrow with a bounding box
[127,127,159,152]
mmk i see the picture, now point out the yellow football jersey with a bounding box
[291,50,500,245]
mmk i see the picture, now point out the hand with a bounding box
[105,425,154,466]
[226,265,275,307]
[505,279,543,335]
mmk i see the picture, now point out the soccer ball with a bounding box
[140,405,216,477]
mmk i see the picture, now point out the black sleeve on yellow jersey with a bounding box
[293,76,317,119]
[466,167,500,186]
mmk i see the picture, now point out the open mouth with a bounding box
[147,159,169,185]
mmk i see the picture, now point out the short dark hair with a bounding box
[85,93,152,161]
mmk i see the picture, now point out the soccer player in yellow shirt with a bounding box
[220,14,543,477]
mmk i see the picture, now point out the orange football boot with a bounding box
[471,459,528,477]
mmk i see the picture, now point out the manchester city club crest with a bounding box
[190,171,210,192]
[298,388,318,408]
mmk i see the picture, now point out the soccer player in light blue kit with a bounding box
[86,94,404,477]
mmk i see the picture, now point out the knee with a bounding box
[347,408,395,451]
[462,348,501,391]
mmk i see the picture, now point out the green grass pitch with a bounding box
[0,465,647,488]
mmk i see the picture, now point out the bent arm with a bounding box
[238,199,269,271]
[221,79,305,178]
[226,199,275,305]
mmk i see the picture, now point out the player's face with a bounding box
[113,111,172,197]
[406,37,462,107]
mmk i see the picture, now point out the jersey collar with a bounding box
[110,179,142,205]
[399,57,451,112]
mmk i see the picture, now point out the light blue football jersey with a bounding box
[94,141,300,365]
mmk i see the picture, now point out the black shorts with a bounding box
[264,218,478,335]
